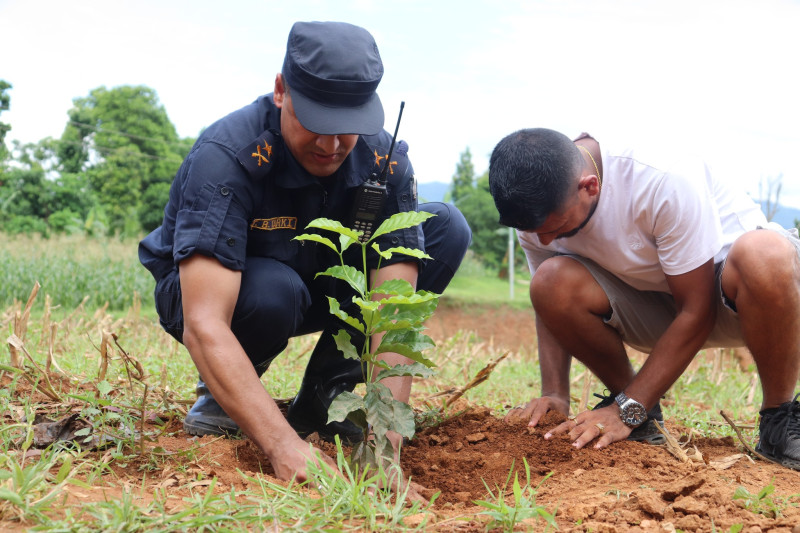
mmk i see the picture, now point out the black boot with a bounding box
[183,360,272,437]
[183,377,241,437]
[287,330,365,444]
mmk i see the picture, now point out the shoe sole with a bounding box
[627,419,667,445]
[755,445,800,471]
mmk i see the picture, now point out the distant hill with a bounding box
[769,205,800,229]
[417,181,449,203]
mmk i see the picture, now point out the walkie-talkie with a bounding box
[349,102,405,243]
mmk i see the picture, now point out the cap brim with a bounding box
[290,90,384,136]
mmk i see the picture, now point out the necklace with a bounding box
[578,145,602,190]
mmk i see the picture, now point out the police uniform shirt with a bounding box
[139,93,420,284]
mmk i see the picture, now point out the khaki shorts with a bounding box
[563,225,800,354]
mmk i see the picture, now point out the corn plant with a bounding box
[294,211,438,472]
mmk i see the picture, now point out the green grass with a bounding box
[0,233,155,312]
[0,233,770,531]
[441,252,533,310]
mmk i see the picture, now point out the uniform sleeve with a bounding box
[172,142,253,271]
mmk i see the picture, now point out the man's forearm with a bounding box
[184,323,301,456]
[624,310,713,410]
[536,314,572,400]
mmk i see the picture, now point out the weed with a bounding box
[732,481,798,518]
[474,458,558,532]
[0,447,76,523]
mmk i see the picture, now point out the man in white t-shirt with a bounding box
[488,128,800,470]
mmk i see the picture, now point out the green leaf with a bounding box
[74,427,92,437]
[351,297,380,313]
[56,455,74,483]
[316,265,366,296]
[372,278,415,297]
[512,472,522,502]
[370,211,436,241]
[346,409,368,433]
[332,330,362,361]
[377,246,433,261]
[364,383,395,440]
[383,291,438,305]
[339,233,358,254]
[376,362,435,380]
[304,218,362,242]
[293,233,338,253]
[359,307,382,336]
[0,487,23,506]
[96,380,113,396]
[372,242,392,260]
[375,330,436,366]
[390,399,416,438]
[328,391,365,423]
[376,302,438,332]
[327,298,365,334]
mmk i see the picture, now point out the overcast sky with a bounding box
[2,0,799,206]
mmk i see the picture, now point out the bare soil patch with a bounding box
[8,302,800,531]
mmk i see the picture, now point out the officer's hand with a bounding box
[505,395,570,427]
[544,405,632,449]
[270,438,340,483]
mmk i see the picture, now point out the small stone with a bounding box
[661,472,706,501]
[466,432,487,443]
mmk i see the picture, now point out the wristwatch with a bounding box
[615,392,648,428]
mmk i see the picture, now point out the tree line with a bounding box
[0,81,519,273]
[11,81,790,275]
[0,81,193,237]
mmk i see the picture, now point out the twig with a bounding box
[443,351,509,408]
[140,384,148,456]
[654,422,690,463]
[6,334,62,401]
[719,410,775,464]
[0,362,61,402]
[17,281,40,343]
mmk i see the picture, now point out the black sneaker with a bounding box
[755,393,800,470]
[592,393,666,445]
[183,380,240,437]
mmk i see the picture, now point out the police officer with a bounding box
[138,21,471,482]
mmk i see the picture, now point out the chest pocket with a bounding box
[246,193,321,280]
[247,215,301,264]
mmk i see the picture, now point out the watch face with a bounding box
[615,392,648,427]
[621,401,648,427]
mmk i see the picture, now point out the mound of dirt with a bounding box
[134,406,799,532]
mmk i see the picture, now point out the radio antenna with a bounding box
[377,101,405,184]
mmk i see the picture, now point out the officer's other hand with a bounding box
[271,440,340,483]
[505,395,570,427]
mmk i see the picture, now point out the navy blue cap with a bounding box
[282,21,385,135]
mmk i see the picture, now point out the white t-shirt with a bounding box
[518,140,767,293]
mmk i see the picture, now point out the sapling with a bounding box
[294,211,438,472]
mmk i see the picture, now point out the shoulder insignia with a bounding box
[237,130,280,178]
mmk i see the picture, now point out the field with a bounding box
[2,235,800,531]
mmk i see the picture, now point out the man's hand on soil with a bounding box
[505,395,569,427]
[544,405,632,449]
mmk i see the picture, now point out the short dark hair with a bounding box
[488,128,583,230]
